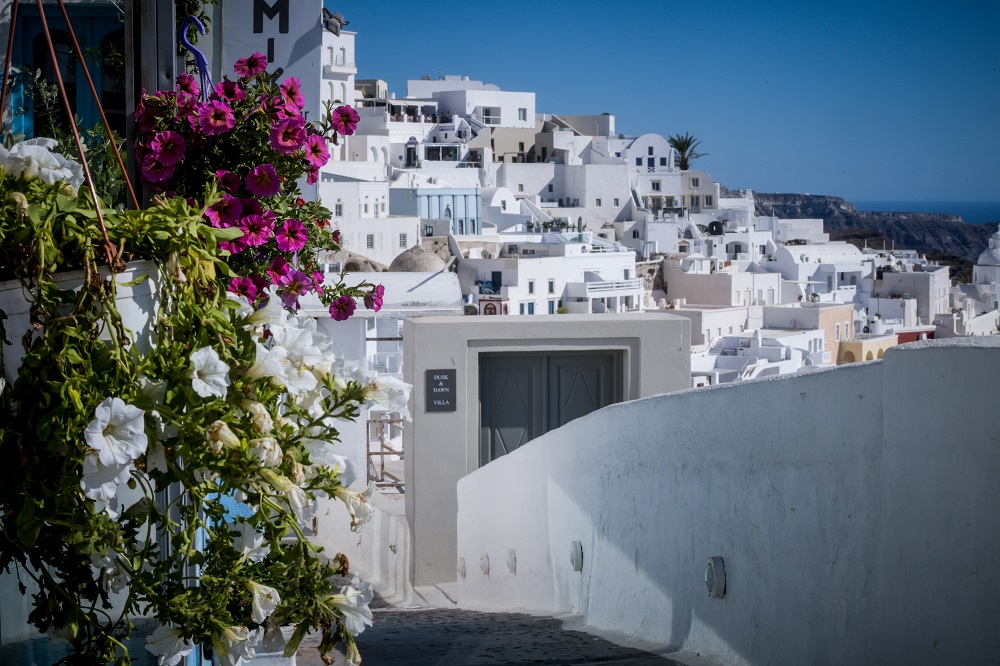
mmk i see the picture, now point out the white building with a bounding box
[457,232,643,315]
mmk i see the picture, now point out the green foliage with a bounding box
[667,131,707,171]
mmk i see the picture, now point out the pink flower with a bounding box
[149,130,186,165]
[306,165,319,185]
[219,234,249,255]
[212,78,246,102]
[215,169,242,194]
[176,73,200,97]
[269,117,307,154]
[197,100,235,135]
[204,193,242,227]
[239,214,274,246]
[304,134,330,168]
[330,105,360,136]
[332,230,342,245]
[279,77,305,109]
[329,296,356,321]
[311,271,325,292]
[229,276,258,303]
[275,219,308,252]
[268,257,291,285]
[251,274,270,294]
[141,154,175,183]
[234,52,267,77]
[245,164,281,197]
[240,198,265,217]
[279,271,311,309]
[364,284,385,312]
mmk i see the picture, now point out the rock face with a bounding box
[749,192,995,263]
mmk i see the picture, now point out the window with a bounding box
[596,198,602,206]
[635,157,642,166]
[519,303,525,315]
[548,279,555,294]
[613,198,619,206]
[528,280,535,294]
[548,301,555,314]
[483,107,501,125]
[836,323,841,341]
[660,157,667,166]
[501,200,507,211]
[691,177,700,188]
[648,146,654,155]
[690,195,700,207]
[334,202,343,217]
[518,184,524,192]
[363,203,369,214]
[632,229,640,239]
[518,107,527,121]
[366,234,375,249]
[547,184,554,193]
[704,195,714,207]
[399,233,408,248]
[652,181,661,192]
[518,142,525,152]
[381,201,387,212]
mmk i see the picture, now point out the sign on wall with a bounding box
[426,369,457,413]
[221,0,322,120]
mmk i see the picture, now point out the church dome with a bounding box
[978,224,1000,266]
[389,245,447,272]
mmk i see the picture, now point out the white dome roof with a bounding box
[977,248,1000,267]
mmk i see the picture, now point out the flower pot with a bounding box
[0,261,160,384]
[211,627,298,666]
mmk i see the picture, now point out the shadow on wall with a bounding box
[457,339,1000,665]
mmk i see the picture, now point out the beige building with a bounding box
[402,313,691,585]
[839,333,898,363]
[763,302,855,364]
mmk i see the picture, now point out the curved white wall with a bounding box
[457,338,1000,665]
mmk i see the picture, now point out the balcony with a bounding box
[323,61,356,78]
[565,278,643,299]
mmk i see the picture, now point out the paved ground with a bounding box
[298,598,680,666]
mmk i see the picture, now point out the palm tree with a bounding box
[667,132,707,170]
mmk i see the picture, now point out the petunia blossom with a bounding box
[228,276,258,303]
[149,131,186,165]
[212,78,246,102]
[279,76,305,108]
[330,105,360,136]
[250,437,283,467]
[197,100,236,135]
[84,397,148,466]
[329,575,374,636]
[245,342,289,386]
[247,581,281,624]
[212,625,260,666]
[0,138,85,190]
[334,482,376,532]
[239,214,274,247]
[275,219,308,252]
[141,155,175,184]
[364,284,385,312]
[329,295,356,321]
[175,72,200,98]
[269,117,307,154]
[214,169,242,194]
[278,270,312,310]
[233,51,267,76]
[145,625,195,666]
[80,454,135,502]
[205,193,242,227]
[232,521,270,562]
[188,347,230,398]
[304,133,330,168]
[244,163,281,198]
[267,257,292,286]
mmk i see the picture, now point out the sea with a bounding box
[853,201,1000,225]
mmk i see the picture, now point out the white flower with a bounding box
[0,377,5,395]
[80,453,134,501]
[329,575,374,636]
[261,469,308,524]
[365,375,413,421]
[243,401,274,434]
[206,420,241,453]
[232,521,270,563]
[250,437,282,467]
[261,616,286,653]
[146,439,169,474]
[244,342,288,386]
[189,347,230,399]
[247,288,288,328]
[303,441,356,486]
[84,397,148,466]
[0,138,85,190]
[334,482,376,532]
[212,626,260,666]
[145,625,195,666]
[247,580,281,624]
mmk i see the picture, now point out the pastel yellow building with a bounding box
[839,333,898,363]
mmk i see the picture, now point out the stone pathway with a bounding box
[298,600,680,665]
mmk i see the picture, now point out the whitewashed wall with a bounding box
[457,337,1000,665]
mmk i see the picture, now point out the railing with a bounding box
[568,278,643,296]
[367,415,405,491]
[323,62,356,77]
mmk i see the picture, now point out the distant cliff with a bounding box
[742,192,994,263]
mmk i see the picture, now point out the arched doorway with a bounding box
[842,351,856,363]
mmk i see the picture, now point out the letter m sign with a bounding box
[254,0,289,33]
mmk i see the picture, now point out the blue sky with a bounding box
[326,0,1000,202]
